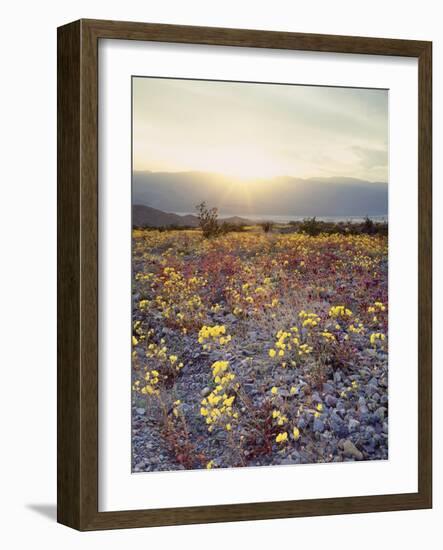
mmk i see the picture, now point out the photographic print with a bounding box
[131,77,388,473]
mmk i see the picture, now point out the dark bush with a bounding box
[361,216,376,235]
[299,217,322,236]
[196,201,221,238]
[260,221,274,233]
[219,222,247,234]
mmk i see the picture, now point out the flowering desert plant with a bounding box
[132,226,388,471]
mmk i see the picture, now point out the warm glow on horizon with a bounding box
[133,77,388,183]
[179,148,285,181]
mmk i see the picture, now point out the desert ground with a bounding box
[132,222,388,472]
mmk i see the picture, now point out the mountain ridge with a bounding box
[133,171,388,218]
[133,204,253,228]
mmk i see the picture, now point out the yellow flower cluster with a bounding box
[272,409,288,426]
[135,369,160,396]
[314,402,324,418]
[198,325,232,349]
[134,271,154,282]
[132,321,148,352]
[132,334,185,398]
[275,432,288,444]
[340,379,359,397]
[299,343,313,355]
[367,301,386,313]
[370,332,386,346]
[225,268,278,317]
[269,324,313,365]
[146,340,184,373]
[172,399,181,417]
[348,322,365,334]
[329,305,353,318]
[200,361,239,432]
[269,327,299,359]
[299,310,321,328]
[152,265,207,330]
[139,299,150,310]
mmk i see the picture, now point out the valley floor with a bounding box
[131,228,388,472]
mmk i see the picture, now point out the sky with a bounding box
[133,77,388,182]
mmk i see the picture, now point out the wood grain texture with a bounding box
[83,18,429,56]
[57,19,432,531]
[417,42,432,506]
[57,20,81,528]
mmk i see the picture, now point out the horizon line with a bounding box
[132,169,388,185]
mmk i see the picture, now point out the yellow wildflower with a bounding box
[276,432,288,443]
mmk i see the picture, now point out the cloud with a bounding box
[133,77,388,182]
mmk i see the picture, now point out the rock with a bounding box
[224,314,237,323]
[311,392,322,403]
[363,441,376,453]
[330,415,348,438]
[325,394,337,407]
[135,407,145,415]
[348,418,361,433]
[201,387,211,397]
[298,416,308,430]
[343,440,363,460]
[323,382,334,394]
[366,413,380,426]
[358,396,366,407]
[333,371,342,383]
[313,418,325,432]
[364,425,376,437]
[375,407,387,421]
[373,434,382,445]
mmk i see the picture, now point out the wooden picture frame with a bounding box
[57,18,432,530]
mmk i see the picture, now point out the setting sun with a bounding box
[196,148,283,181]
[133,77,388,183]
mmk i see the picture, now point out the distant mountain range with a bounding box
[133,204,252,228]
[133,171,388,218]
